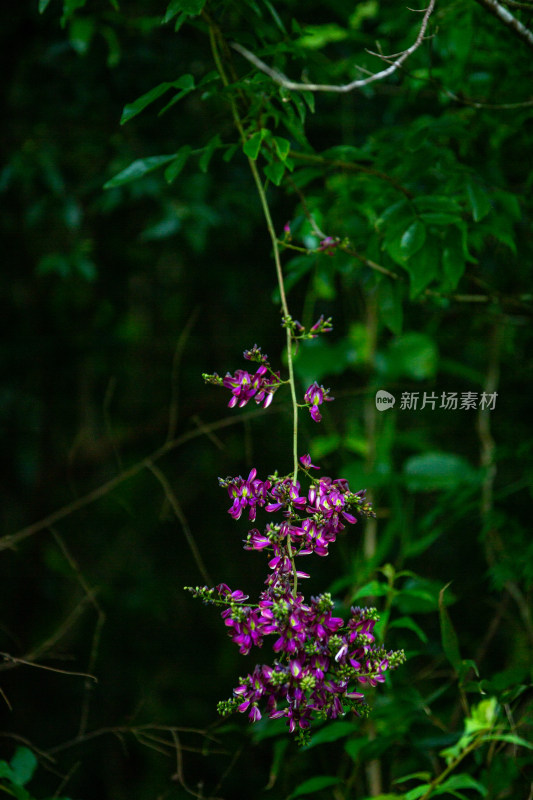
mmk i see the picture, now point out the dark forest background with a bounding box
[1,1,532,798]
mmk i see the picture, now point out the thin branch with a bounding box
[50,528,106,738]
[0,652,97,682]
[288,150,414,200]
[167,307,201,443]
[0,408,274,554]
[230,0,436,93]
[146,461,213,585]
[473,0,533,50]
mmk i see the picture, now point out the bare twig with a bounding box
[231,0,436,93]
[146,461,213,585]
[473,0,533,50]
[0,652,97,682]
[50,528,106,737]
[167,307,201,443]
[0,407,274,554]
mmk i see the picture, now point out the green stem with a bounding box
[418,736,483,800]
[208,20,299,593]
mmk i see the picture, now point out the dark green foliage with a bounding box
[1,0,532,797]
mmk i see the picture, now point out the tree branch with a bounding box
[473,0,533,50]
[231,0,435,93]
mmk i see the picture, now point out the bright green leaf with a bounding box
[435,774,487,796]
[288,775,342,798]
[404,785,432,800]
[264,160,285,185]
[273,136,291,161]
[121,75,195,124]
[104,154,177,189]
[243,131,265,160]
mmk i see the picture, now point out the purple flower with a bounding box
[317,236,338,255]
[300,453,319,470]
[223,365,281,409]
[221,469,271,521]
[304,382,334,422]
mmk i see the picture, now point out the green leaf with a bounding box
[199,135,222,173]
[442,228,465,289]
[164,145,192,183]
[420,212,462,226]
[39,0,53,13]
[60,0,86,26]
[265,738,289,790]
[389,616,428,643]
[273,136,291,161]
[394,771,432,785]
[243,131,265,160]
[415,195,463,215]
[121,75,195,124]
[264,160,285,185]
[377,278,403,335]
[104,154,177,189]
[436,774,487,797]
[69,17,95,56]
[352,581,392,600]
[404,452,476,492]
[405,785,432,800]
[163,0,205,18]
[10,748,37,787]
[400,220,426,260]
[483,733,533,750]
[466,178,492,222]
[439,583,462,674]
[305,721,358,748]
[385,332,438,380]
[288,775,342,798]
[403,236,439,297]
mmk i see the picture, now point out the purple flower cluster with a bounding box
[188,456,404,744]
[222,365,281,410]
[204,343,336,424]
[304,381,334,423]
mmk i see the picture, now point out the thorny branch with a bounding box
[231,0,436,93]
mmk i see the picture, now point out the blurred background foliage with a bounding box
[1,0,532,798]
